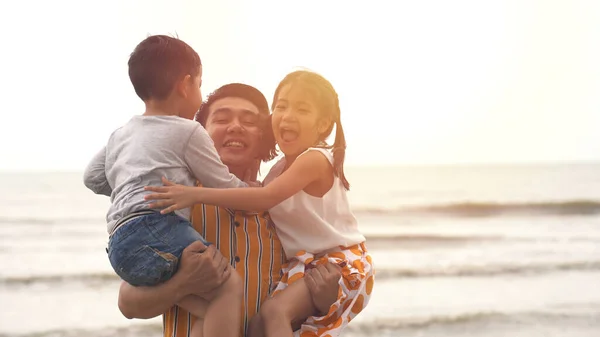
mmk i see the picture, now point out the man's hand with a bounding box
[177,241,231,298]
[305,262,343,315]
[117,241,231,320]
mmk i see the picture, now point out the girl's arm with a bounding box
[145,150,331,212]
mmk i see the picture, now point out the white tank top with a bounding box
[266,148,366,258]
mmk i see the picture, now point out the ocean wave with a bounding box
[2,200,599,227]
[2,310,599,337]
[375,260,600,278]
[0,324,162,337]
[3,260,599,288]
[0,272,120,286]
[347,310,600,333]
[0,216,100,226]
[354,200,600,217]
[364,233,600,245]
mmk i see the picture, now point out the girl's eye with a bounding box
[274,105,286,110]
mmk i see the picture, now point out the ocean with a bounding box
[1,163,600,337]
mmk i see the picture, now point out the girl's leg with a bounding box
[258,279,317,337]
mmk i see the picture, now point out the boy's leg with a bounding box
[258,279,317,337]
[202,269,243,337]
[177,296,207,337]
[191,319,204,337]
[178,295,209,318]
[177,268,242,337]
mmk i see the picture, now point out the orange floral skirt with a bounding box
[271,242,374,337]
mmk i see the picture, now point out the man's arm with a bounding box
[83,146,112,196]
[118,242,231,319]
[118,275,186,319]
[184,126,247,189]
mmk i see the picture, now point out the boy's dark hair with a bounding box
[195,83,277,162]
[128,35,201,101]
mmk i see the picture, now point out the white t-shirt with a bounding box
[266,148,366,257]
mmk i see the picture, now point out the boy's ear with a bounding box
[176,75,192,98]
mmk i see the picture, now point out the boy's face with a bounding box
[180,66,203,120]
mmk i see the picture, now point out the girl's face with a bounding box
[271,83,331,158]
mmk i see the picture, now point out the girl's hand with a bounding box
[245,180,263,187]
[144,177,199,214]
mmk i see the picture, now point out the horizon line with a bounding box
[1,159,599,174]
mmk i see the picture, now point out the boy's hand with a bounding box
[305,262,343,315]
[177,241,231,297]
[144,177,199,213]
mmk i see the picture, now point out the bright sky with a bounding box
[1,0,599,171]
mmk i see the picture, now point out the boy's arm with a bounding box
[83,146,112,196]
[184,126,248,189]
[146,150,331,212]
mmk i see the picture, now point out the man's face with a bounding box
[204,97,263,168]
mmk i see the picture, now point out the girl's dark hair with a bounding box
[272,70,350,190]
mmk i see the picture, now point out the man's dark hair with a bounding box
[195,83,277,162]
[128,35,201,101]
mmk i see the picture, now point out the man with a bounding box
[117,83,342,337]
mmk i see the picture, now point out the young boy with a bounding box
[83,35,244,337]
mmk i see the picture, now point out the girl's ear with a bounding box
[316,117,332,134]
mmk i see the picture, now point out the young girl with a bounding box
[144,70,374,337]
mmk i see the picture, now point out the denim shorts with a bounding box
[107,211,210,287]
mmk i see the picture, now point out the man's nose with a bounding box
[227,118,244,132]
